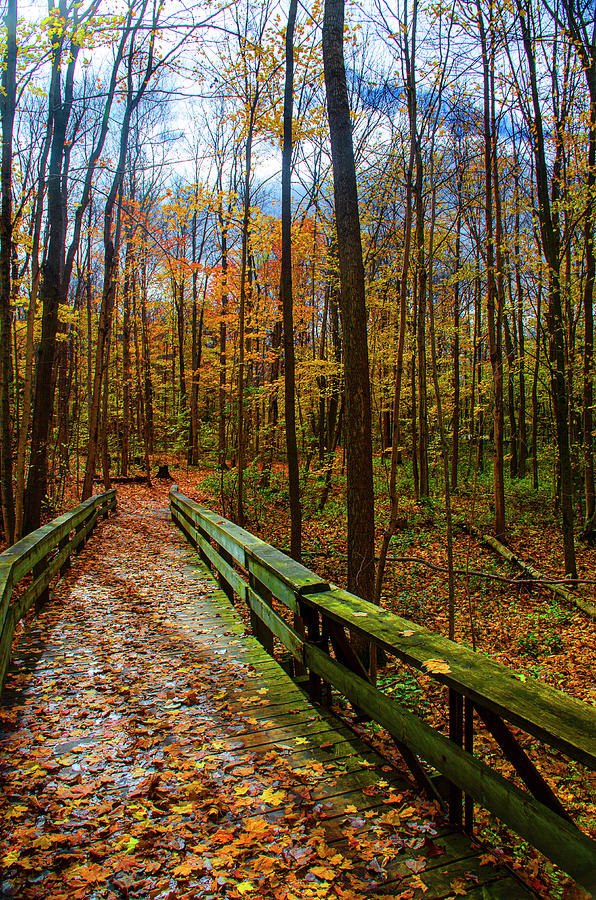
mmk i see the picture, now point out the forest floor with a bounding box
[162,455,596,900]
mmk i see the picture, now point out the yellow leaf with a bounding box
[311,865,336,881]
[172,802,193,814]
[236,881,255,895]
[260,787,285,806]
[2,850,20,867]
[423,658,452,675]
[381,809,401,827]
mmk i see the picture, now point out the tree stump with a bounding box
[156,465,173,480]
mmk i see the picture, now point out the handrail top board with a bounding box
[171,489,596,771]
[170,487,329,601]
[0,491,115,633]
[305,586,596,769]
[0,490,116,692]
[0,490,116,578]
[171,489,265,562]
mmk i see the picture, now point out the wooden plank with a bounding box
[377,853,531,897]
[247,545,328,612]
[170,488,260,566]
[0,565,13,644]
[196,534,248,601]
[3,491,113,584]
[175,495,594,778]
[475,703,572,822]
[5,508,100,644]
[0,602,18,691]
[233,723,359,755]
[306,586,596,768]
[463,876,537,898]
[0,492,111,637]
[0,496,110,692]
[246,587,303,660]
[170,488,329,607]
[170,494,540,896]
[303,642,596,888]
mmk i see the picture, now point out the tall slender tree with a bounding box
[281,0,302,561]
[0,0,17,543]
[323,0,375,614]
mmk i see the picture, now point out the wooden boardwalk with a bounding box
[0,493,541,898]
[174,544,536,898]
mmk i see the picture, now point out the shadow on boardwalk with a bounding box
[0,485,535,899]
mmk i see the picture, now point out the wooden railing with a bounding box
[170,487,596,889]
[0,489,116,691]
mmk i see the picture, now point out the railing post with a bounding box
[300,601,323,703]
[33,555,50,613]
[249,572,274,656]
[464,698,474,831]
[217,543,235,604]
[449,687,464,825]
[58,533,71,576]
[74,519,87,555]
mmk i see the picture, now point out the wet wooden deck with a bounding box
[0,495,538,898]
[174,547,536,899]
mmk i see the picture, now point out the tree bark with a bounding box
[24,2,81,531]
[281,0,302,561]
[451,174,461,491]
[0,0,17,543]
[323,0,375,613]
[517,0,576,577]
[478,1,505,538]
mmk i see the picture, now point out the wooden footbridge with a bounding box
[0,486,595,898]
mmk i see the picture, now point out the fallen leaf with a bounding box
[422,658,452,675]
[405,858,426,874]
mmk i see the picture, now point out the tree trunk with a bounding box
[121,222,133,477]
[24,5,79,531]
[583,99,596,532]
[237,104,258,525]
[82,187,124,500]
[323,0,375,618]
[451,178,461,491]
[503,313,518,478]
[532,277,541,490]
[478,1,505,538]
[514,156,528,478]
[415,144,429,498]
[140,265,153,455]
[0,0,17,543]
[281,0,302,561]
[174,278,187,413]
[218,200,228,472]
[517,0,576,576]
